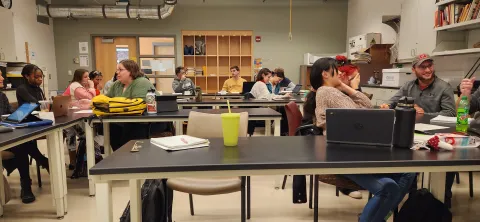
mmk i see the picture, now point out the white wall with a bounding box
[347,0,403,44]
[11,0,58,90]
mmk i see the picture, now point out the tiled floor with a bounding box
[1,140,479,221]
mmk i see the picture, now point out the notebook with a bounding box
[151,135,210,151]
[430,115,473,124]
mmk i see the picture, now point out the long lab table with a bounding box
[0,112,87,219]
[84,108,282,196]
[89,132,480,222]
[176,96,305,110]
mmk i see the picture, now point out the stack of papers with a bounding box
[430,115,473,124]
[415,123,449,132]
[151,135,209,151]
[351,51,372,64]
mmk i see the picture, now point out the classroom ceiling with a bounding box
[50,0,347,7]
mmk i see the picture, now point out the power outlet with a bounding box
[68,70,72,76]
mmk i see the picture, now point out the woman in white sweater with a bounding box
[250,68,291,99]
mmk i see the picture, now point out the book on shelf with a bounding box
[151,135,210,151]
[436,0,480,28]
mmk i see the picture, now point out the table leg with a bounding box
[0,157,5,216]
[423,172,431,189]
[96,180,113,222]
[103,122,111,156]
[130,179,142,222]
[313,175,319,222]
[265,120,272,136]
[429,172,446,203]
[85,121,96,196]
[175,121,182,136]
[273,119,281,137]
[46,131,65,219]
[56,130,68,213]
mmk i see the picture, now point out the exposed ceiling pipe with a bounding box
[37,0,177,20]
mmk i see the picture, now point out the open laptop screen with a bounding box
[6,103,39,123]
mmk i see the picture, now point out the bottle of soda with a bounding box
[456,96,470,133]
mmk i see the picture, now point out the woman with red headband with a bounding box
[336,55,361,91]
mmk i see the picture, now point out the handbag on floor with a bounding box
[394,188,452,222]
[120,179,173,222]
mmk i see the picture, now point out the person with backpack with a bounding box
[104,59,167,151]
[310,57,415,222]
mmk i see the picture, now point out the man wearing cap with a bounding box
[380,53,456,117]
[381,53,456,208]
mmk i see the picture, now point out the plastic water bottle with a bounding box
[146,88,157,114]
[456,96,470,133]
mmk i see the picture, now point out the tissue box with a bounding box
[381,68,415,87]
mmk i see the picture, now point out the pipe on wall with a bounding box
[37,0,177,20]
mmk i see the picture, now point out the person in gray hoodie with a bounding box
[172,66,195,94]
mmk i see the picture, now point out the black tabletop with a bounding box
[91,108,281,120]
[0,110,86,148]
[177,96,304,105]
[89,136,480,175]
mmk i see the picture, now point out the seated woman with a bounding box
[311,57,415,222]
[250,68,291,100]
[105,59,164,150]
[89,70,103,95]
[0,73,39,204]
[63,69,96,168]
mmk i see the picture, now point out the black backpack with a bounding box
[394,188,452,222]
[120,179,173,222]
[70,136,103,179]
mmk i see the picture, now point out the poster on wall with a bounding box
[79,42,89,54]
[79,55,89,67]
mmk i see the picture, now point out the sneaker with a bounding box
[348,191,363,199]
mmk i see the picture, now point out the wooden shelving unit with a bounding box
[182,30,253,93]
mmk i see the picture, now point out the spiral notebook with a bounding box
[151,135,210,151]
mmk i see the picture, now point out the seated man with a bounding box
[172,66,195,94]
[273,68,296,91]
[381,53,456,208]
[381,54,455,117]
[222,66,246,93]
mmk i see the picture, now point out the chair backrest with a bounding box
[187,111,249,138]
[284,101,303,136]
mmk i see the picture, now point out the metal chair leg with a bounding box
[313,175,319,222]
[36,160,42,188]
[247,176,251,220]
[335,186,339,197]
[421,172,425,188]
[469,171,474,198]
[281,175,288,190]
[189,194,194,216]
[309,175,313,209]
[368,192,372,200]
[456,172,460,184]
[241,176,246,222]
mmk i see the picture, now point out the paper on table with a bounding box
[74,110,93,114]
[39,112,55,124]
[415,123,449,132]
[430,115,473,124]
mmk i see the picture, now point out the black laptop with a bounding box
[242,82,255,94]
[325,109,395,147]
[156,95,178,113]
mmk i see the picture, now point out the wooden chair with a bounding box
[166,111,252,221]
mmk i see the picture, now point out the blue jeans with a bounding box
[344,173,415,222]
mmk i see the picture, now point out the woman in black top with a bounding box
[16,64,46,107]
[0,73,48,204]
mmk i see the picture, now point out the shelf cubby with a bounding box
[219,36,230,55]
[219,56,230,76]
[206,56,218,76]
[230,36,241,55]
[241,36,252,55]
[240,56,252,78]
[206,36,217,56]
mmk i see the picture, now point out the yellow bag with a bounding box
[91,95,146,116]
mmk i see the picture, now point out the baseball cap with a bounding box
[412,53,433,67]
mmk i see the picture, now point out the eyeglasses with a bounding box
[417,63,433,70]
[116,68,126,72]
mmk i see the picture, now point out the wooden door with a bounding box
[94,37,137,85]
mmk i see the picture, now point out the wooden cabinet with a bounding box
[182,31,253,93]
[0,7,17,62]
[398,0,437,60]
